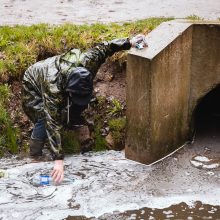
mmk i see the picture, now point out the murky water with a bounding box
[1,115,220,220]
[0,0,220,25]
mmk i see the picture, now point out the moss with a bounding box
[108,117,126,146]
[62,130,81,154]
[93,125,108,152]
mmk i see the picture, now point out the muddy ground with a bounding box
[0,0,220,25]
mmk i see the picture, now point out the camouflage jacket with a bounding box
[22,38,131,160]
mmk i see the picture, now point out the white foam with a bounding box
[194,156,210,162]
[0,150,219,219]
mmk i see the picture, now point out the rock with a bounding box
[74,125,91,144]
[105,133,115,150]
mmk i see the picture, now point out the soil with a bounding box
[95,61,126,103]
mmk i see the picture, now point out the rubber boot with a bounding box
[29,138,44,157]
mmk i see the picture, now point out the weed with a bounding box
[186,15,204,20]
[62,129,81,154]
[0,85,18,155]
[93,125,108,152]
[108,117,126,148]
[108,99,123,116]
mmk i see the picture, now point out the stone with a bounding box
[105,133,115,150]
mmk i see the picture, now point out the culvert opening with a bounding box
[194,85,220,137]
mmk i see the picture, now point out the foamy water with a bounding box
[0,148,219,219]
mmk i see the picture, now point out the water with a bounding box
[0,0,220,25]
[0,142,220,220]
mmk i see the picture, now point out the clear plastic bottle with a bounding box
[31,174,75,187]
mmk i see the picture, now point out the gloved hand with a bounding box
[130,34,148,48]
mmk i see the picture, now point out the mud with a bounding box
[0,0,220,25]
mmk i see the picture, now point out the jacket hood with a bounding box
[65,67,93,105]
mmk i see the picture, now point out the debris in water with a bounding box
[194,156,210,162]
[190,155,220,170]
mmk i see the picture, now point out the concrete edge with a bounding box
[129,20,220,60]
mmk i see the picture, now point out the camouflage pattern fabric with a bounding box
[22,38,131,160]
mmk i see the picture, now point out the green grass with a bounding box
[108,117,126,147]
[0,85,18,155]
[93,125,108,152]
[0,17,172,82]
[62,129,81,154]
[108,99,123,116]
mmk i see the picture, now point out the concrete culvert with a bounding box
[126,20,220,165]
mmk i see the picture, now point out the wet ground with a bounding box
[0,111,220,219]
[0,0,220,25]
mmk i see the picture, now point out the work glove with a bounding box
[130,34,148,49]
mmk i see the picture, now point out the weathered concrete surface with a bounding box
[126,20,220,164]
[0,0,220,25]
[190,24,220,124]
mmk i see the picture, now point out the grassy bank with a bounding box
[0,17,172,81]
[0,84,17,156]
[0,17,173,156]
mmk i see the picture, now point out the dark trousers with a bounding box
[31,104,88,142]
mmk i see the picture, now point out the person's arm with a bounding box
[81,38,131,76]
[42,80,65,183]
[81,35,147,77]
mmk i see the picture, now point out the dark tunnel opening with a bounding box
[194,85,220,137]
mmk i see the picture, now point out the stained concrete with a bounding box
[126,20,220,164]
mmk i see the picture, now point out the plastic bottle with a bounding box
[135,42,145,50]
[31,174,75,187]
[135,38,148,50]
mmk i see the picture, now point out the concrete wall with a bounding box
[126,21,220,164]
[189,24,220,123]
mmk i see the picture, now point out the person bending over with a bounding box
[22,35,147,184]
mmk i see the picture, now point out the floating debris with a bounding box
[190,155,220,170]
